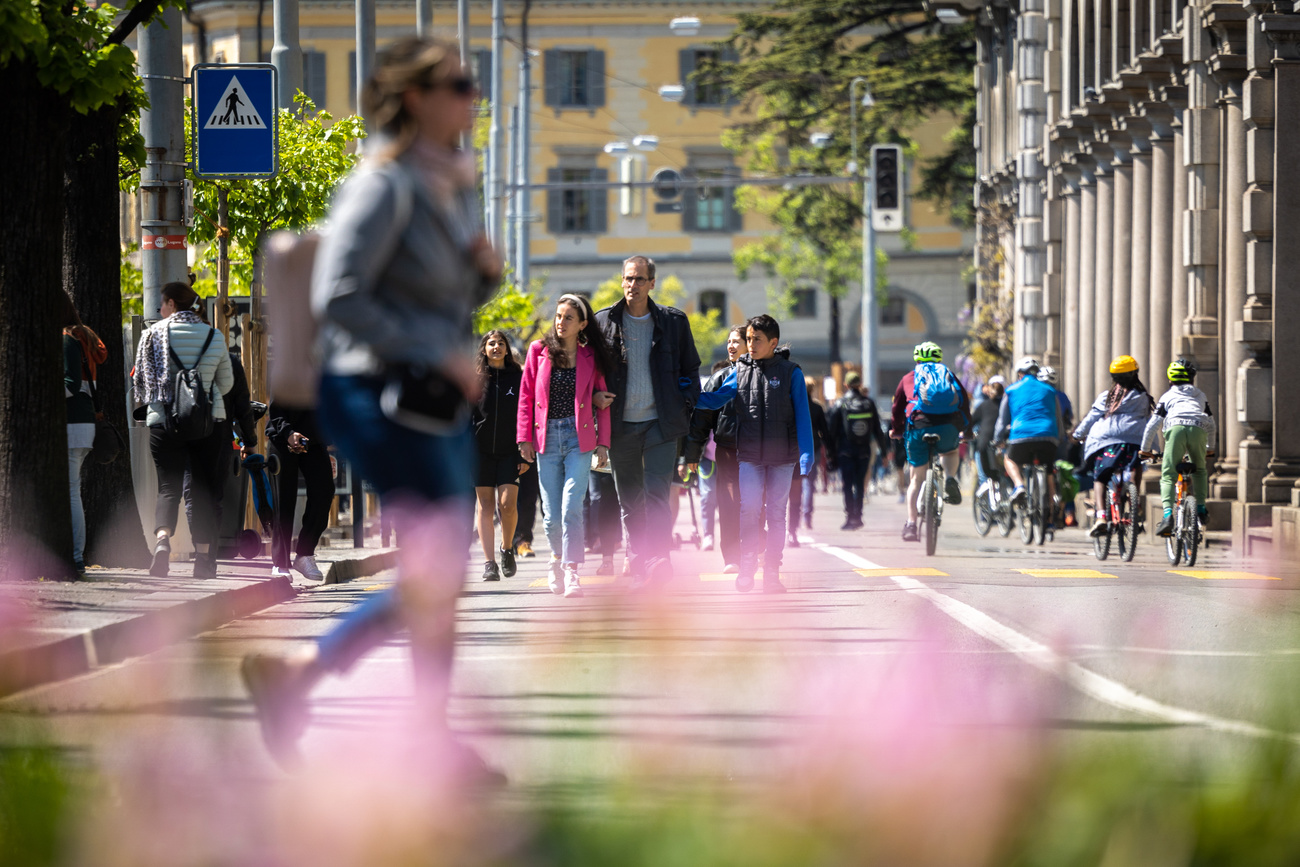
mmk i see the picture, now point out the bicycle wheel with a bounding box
[1165,509,1183,565]
[1093,488,1112,560]
[973,484,993,536]
[1019,478,1035,544]
[996,481,1015,536]
[1119,480,1141,562]
[924,472,939,557]
[1033,470,1047,546]
[1183,495,1199,568]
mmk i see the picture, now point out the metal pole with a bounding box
[515,1,532,290]
[416,0,432,36]
[504,103,518,272]
[138,6,188,325]
[351,463,365,547]
[863,176,878,397]
[271,0,302,111]
[216,187,230,339]
[487,0,505,247]
[458,0,470,151]
[355,0,376,153]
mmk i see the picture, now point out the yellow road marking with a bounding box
[854,568,949,578]
[1171,570,1281,581]
[1016,569,1117,578]
[527,574,619,588]
[361,584,386,591]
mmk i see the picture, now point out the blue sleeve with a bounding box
[694,367,738,410]
[792,375,815,475]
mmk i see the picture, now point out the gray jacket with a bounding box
[1073,387,1153,460]
[145,320,234,427]
[312,154,496,376]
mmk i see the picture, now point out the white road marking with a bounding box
[811,542,1295,743]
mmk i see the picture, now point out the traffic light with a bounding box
[870,144,903,233]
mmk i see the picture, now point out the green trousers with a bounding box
[1160,424,1208,513]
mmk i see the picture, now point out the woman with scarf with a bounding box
[240,38,504,779]
[1072,355,1154,537]
[62,292,107,574]
[132,282,233,578]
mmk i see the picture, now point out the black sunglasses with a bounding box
[437,76,476,96]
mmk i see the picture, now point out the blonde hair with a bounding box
[362,37,462,161]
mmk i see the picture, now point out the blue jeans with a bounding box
[313,374,475,676]
[537,417,593,565]
[738,462,795,579]
[610,420,677,575]
[698,456,717,540]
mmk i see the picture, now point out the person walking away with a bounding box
[186,344,259,541]
[688,315,813,594]
[1140,358,1215,536]
[518,295,615,598]
[889,342,972,542]
[596,255,700,589]
[825,371,889,530]
[266,404,334,581]
[1072,355,1154,537]
[62,292,107,575]
[684,327,745,571]
[240,38,504,778]
[587,458,621,575]
[786,376,828,546]
[994,357,1063,529]
[132,282,233,578]
[970,376,1005,488]
[472,330,527,581]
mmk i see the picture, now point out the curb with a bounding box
[0,575,295,699]
[323,550,399,585]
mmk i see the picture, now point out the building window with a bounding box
[303,50,326,110]
[679,47,738,107]
[473,48,492,100]
[543,49,606,108]
[881,295,906,326]
[791,288,817,319]
[698,290,727,319]
[682,164,742,233]
[546,166,608,234]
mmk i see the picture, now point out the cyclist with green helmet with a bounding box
[889,341,972,542]
[1140,358,1216,536]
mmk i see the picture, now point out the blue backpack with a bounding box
[911,362,961,416]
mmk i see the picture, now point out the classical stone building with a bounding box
[966,0,1300,552]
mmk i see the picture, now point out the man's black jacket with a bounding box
[595,296,700,441]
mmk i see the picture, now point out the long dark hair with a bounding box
[161,281,208,322]
[1104,371,1151,417]
[543,294,615,376]
[476,329,521,378]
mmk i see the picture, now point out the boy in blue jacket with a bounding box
[688,315,813,593]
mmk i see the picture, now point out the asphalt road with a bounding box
[5,480,1300,838]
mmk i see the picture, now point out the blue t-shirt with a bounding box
[998,376,1059,442]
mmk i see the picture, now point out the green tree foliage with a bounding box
[185,94,366,291]
[473,269,547,343]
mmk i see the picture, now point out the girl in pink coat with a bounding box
[518,294,616,597]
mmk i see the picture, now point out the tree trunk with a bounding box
[63,103,149,568]
[828,294,842,365]
[0,63,76,580]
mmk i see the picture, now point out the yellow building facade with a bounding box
[178,0,973,376]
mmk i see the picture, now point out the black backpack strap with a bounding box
[167,324,216,373]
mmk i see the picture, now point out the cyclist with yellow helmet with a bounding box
[1140,358,1215,536]
[1072,355,1154,537]
[890,341,972,542]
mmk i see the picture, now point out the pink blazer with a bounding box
[517,341,612,454]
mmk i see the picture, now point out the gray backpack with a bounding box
[166,324,216,441]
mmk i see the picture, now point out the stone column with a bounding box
[1092,144,1115,391]
[1261,15,1300,505]
[1078,160,1099,401]
[1172,116,1189,366]
[1129,125,1153,382]
[1109,134,1135,364]
[1061,164,1084,403]
[1145,106,1178,393]
[1016,0,1048,360]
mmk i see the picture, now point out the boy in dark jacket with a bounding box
[684,326,746,571]
[826,371,889,530]
[688,315,813,594]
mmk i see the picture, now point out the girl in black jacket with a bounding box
[473,331,527,581]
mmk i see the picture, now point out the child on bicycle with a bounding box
[1140,357,1215,536]
[1072,355,1154,537]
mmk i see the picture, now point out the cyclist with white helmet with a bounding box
[1037,366,1074,443]
[1140,358,1215,536]
[889,342,972,542]
[996,356,1064,523]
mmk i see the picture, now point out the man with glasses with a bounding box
[596,255,701,589]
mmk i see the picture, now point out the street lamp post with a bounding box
[850,77,878,396]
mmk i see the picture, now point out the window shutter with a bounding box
[543,49,561,106]
[588,50,605,107]
[679,49,696,106]
[590,168,608,233]
[726,167,743,232]
[348,51,357,111]
[546,168,563,233]
[721,48,740,106]
[681,169,697,231]
[304,51,327,109]
[474,49,491,100]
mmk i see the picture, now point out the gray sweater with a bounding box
[144,320,234,427]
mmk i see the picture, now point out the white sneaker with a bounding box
[722,563,740,574]
[548,559,564,595]
[293,554,325,582]
[270,566,291,579]
[563,564,583,598]
[701,538,715,552]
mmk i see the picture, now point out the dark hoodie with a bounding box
[473,365,523,458]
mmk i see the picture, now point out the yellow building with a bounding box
[177,0,973,377]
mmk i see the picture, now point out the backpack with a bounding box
[166,324,216,441]
[265,163,415,410]
[842,395,880,450]
[911,362,961,417]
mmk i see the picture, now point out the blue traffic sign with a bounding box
[192,64,278,178]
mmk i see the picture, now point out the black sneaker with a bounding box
[1156,515,1174,537]
[1089,520,1110,538]
[762,575,788,594]
[786,532,801,548]
[499,546,516,578]
[193,552,218,579]
[944,477,962,505]
[901,521,919,542]
[149,536,171,577]
[483,560,501,581]
[840,519,855,531]
[735,573,755,593]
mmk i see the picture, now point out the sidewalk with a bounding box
[0,538,397,698]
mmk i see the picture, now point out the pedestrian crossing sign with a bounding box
[192,64,278,178]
